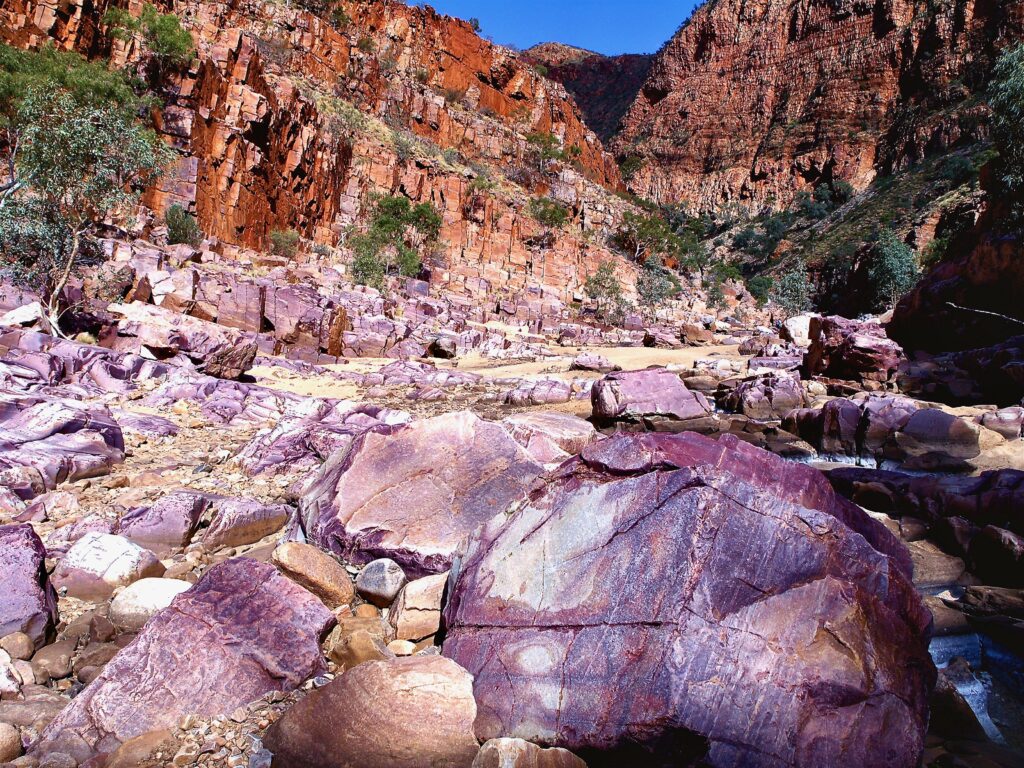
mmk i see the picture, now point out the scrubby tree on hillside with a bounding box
[584,260,624,321]
[770,266,812,316]
[989,44,1024,219]
[868,229,919,310]
[0,87,171,330]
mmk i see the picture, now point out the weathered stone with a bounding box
[389,572,448,643]
[326,629,394,671]
[30,639,77,681]
[0,722,22,763]
[271,542,354,609]
[719,371,804,421]
[355,559,408,608]
[117,492,210,557]
[33,559,334,761]
[501,412,598,467]
[802,316,905,385]
[473,739,587,768]
[200,498,291,550]
[264,656,479,768]
[109,578,193,631]
[0,525,57,650]
[443,433,934,766]
[52,533,165,600]
[590,368,716,432]
[569,353,620,373]
[0,632,34,661]
[299,412,544,577]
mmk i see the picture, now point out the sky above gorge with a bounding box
[416,0,699,56]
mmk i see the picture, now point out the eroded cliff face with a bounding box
[613,0,1024,212]
[525,43,654,142]
[0,0,634,304]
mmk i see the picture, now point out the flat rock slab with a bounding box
[200,498,291,550]
[52,533,165,600]
[300,411,545,577]
[590,369,716,432]
[0,524,58,650]
[117,491,210,557]
[443,433,935,767]
[264,655,479,768]
[34,558,334,762]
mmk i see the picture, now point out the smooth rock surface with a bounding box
[271,542,355,609]
[52,533,165,600]
[108,578,193,631]
[264,655,479,768]
[299,411,544,577]
[590,369,715,432]
[443,433,935,767]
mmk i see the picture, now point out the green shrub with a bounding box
[612,210,682,264]
[868,229,919,309]
[745,275,772,306]
[533,63,549,77]
[771,267,812,316]
[357,36,375,54]
[165,204,202,246]
[348,195,441,288]
[619,155,644,182]
[584,260,624,321]
[102,4,195,73]
[469,17,482,33]
[528,197,569,228]
[442,88,466,105]
[989,44,1024,215]
[526,131,565,166]
[330,6,351,29]
[938,155,976,185]
[637,257,677,309]
[270,228,300,258]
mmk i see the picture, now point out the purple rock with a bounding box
[33,558,335,762]
[117,491,210,557]
[0,524,58,650]
[591,368,716,432]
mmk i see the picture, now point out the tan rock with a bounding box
[264,656,479,768]
[326,630,394,671]
[473,739,587,768]
[104,729,180,768]
[0,721,22,762]
[271,542,354,609]
[30,640,77,682]
[389,572,448,642]
[0,634,35,662]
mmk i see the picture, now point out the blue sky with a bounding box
[415,1,698,56]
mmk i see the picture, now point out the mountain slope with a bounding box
[613,0,1024,212]
[525,43,653,142]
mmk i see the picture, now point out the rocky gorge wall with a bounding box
[613,0,1024,212]
[0,0,637,306]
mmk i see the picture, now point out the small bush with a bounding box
[533,63,549,77]
[469,17,482,33]
[938,155,976,185]
[771,267,812,316]
[619,155,644,182]
[330,6,351,29]
[745,274,772,307]
[868,229,919,309]
[269,228,300,258]
[357,36,375,54]
[584,260,624,321]
[348,195,441,288]
[528,197,569,228]
[442,87,466,105]
[165,204,202,246]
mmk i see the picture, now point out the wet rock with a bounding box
[109,578,193,631]
[264,656,479,768]
[590,368,716,432]
[299,411,544,577]
[802,316,905,385]
[52,533,165,600]
[0,525,57,650]
[355,559,408,608]
[117,492,210,557]
[271,542,354,609]
[200,498,291,550]
[473,739,587,768]
[388,572,448,642]
[443,432,934,766]
[33,558,334,762]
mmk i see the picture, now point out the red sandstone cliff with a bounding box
[0,0,636,304]
[613,0,1024,211]
[525,43,653,142]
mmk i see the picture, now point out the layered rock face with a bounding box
[614,0,1024,210]
[525,44,654,142]
[0,0,634,306]
[443,432,935,767]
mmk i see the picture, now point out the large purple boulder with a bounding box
[117,491,210,556]
[299,411,545,577]
[0,524,58,650]
[802,316,905,386]
[443,433,934,767]
[33,558,334,762]
[590,369,716,432]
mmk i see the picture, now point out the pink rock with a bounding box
[720,371,804,421]
[117,491,210,556]
[501,412,599,467]
[33,558,334,762]
[52,533,165,600]
[300,411,545,577]
[802,316,905,385]
[591,368,716,431]
[0,524,58,650]
[443,433,934,766]
[569,352,620,373]
[200,498,291,550]
[108,302,257,379]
